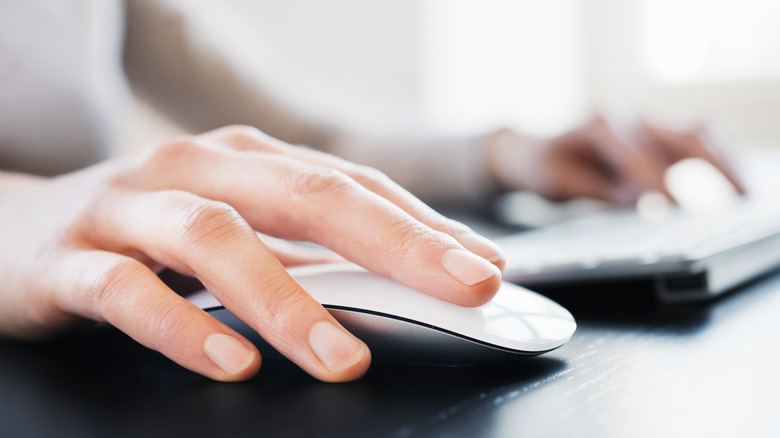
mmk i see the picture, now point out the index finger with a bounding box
[645,122,746,194]
[202,126,506,271]
[582,115,673,197]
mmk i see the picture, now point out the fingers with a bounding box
[49,249,261,382]
[72,128,502,382]
[644,122,746,194]
[581,114,744,204]
[585,114,672,199]
[202,126,506,270]
[546,152,632,205]
[84,189,371,382]
[127,136,501,307]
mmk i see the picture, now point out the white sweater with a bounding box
[0,0,495,204]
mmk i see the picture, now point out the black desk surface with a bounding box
[3,254,780,437]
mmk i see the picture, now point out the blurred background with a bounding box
[123,0,780,154]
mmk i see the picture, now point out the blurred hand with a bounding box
[487,114,745,205]
[0,125,504,382]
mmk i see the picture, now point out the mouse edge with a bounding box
[204,304,573,356]
[327,306,573,355]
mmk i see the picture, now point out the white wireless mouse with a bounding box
[188,263,576,365]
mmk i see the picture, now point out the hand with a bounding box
[0,125,504,382]
[487,115,745,204]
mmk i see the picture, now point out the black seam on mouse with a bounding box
[323,305,558,356]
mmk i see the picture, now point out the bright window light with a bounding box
[419,0,585,135]
[640,0,780,81]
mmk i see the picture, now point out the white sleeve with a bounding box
[123,0,498,206]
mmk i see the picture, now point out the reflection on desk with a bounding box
[2,271,780,437]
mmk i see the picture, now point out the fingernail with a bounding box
[441,248,501,286]
[204,333,255,375]
[309,321,367,373]
[457,232,505,264]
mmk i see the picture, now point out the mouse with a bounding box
[186,263,576,366]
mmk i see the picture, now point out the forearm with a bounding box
[123,0,337,150]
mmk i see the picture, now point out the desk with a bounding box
[2,261,780,437]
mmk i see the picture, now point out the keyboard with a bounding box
[496,196,780,303]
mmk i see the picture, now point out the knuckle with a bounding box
[90,257,146,313]
[142,136,202,166]
[219,125,277,151]
[350,164,391,189]
[386,220,449,260]
[285,167,355,200]
[223,124,265,138]
[146,300,196,343]
[131,137,211,182]
[256,282,313,332]
[175,200,246,250]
